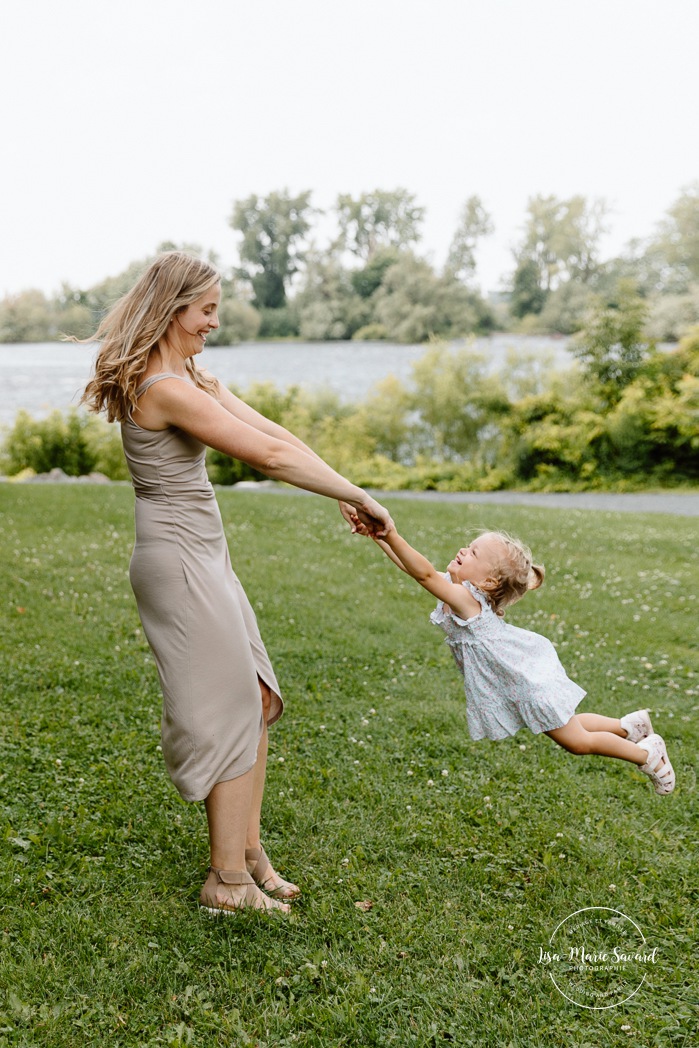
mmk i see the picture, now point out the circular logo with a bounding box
[539,907,658,1010]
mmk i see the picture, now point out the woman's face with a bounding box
[171,282,221,356]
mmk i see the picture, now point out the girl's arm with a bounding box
[143,378,393,533]
[372,536,412,574]
[374,529,481,620]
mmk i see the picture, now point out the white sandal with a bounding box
[620,708,654,743]
[638,733,675,795]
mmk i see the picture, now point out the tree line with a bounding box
[4,318,698,491]
[2,184,699,344]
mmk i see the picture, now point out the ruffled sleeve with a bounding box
[430,573,482,627]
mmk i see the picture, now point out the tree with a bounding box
[230,190,315,309]
[445,195,494,283]
[294,252,367,340]
[510,194,608,315]
[408,345,509,462]
[571,282,652,402]
[509,258,547,318]
[335,189,424,261]
[350,248,401,299]
[371,253,492,343]
[0,289,54,342]
[651,182,699,289]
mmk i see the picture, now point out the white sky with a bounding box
[1,0,697,298]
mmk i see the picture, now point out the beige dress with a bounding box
[121,372,282,802]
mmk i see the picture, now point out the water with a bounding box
[0,335,572,427]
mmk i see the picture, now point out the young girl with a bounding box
[355,519,675,795]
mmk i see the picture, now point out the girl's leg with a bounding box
[546,715,647,764]
[577,713,625,736]
[245,680,300,899]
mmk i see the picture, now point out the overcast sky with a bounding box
[1,0,697,298]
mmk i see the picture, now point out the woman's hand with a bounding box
[340,499,393,536]
[338,501,358,531]
[353,496,394,538]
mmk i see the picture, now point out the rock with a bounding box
[22,468,113,484]
[233,480,279,490]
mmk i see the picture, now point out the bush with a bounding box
[258,306,299,339]
[207,298,261,344]
[1,410,98,476]
[352,323,389,341]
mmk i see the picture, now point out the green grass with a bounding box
[0,484,697,1047]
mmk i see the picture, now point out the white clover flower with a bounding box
[441,769,449,777]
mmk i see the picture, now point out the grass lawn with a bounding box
[0,484,697,1047]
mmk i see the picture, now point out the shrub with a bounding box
[1,409,98,477]
[352,323,389,341]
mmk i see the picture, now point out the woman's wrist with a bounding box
[348,488,371,511]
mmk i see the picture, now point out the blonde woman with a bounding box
[82,251,393,915]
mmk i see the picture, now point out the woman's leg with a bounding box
[245,680,300,898]
[201,682,291,912]
[546,715,647,764]
[203,771,289,912]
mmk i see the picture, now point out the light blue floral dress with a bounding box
[430,577,585,740]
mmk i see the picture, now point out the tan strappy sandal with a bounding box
[245,845,301,901]
[199,866,290,915]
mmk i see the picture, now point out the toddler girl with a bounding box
[357,519,675,795]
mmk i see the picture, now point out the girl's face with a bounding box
[447,533,503,588]
[170,282,221,356]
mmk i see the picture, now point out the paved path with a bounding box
[232,482,699,517]
[5,474,699,517]
[374,490,699,516]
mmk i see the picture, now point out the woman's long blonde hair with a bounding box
[79,252,220,422]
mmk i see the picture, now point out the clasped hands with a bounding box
[338,500,394,538]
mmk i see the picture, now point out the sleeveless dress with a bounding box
[121,372,282,802]
[430,577,585,740]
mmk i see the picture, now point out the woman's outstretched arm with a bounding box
[143,378,393,534]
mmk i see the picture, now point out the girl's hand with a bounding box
[354,497,394,538]
[348,511,371,536]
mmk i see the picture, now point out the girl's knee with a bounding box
[547,725,593,756]
[565,737,594,756]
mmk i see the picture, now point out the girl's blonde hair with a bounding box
[79,252,220,422]
[477,530,545,617]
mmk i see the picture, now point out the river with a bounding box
[0,334,573,427]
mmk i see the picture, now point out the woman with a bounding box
[81,251,393,915]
